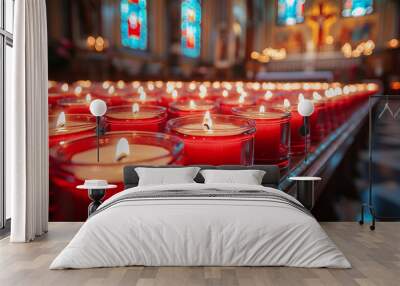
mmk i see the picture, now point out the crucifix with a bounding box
[309,2,336,50]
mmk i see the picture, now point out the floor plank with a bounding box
[0,222,398,286]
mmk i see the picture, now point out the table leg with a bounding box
[88,189,106,217]
[296,181,314,210]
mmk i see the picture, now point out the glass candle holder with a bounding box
[168,99,218,119]
[49,131,184,221]
[219,95,256,114]
[105,105,167,132]
[58,95,94,114]
[48,91,77,106]
[310,97,330,142]
[232,106,290,169]
[96,89,136,106]
[167,114,256,165]
[49,113,96,147]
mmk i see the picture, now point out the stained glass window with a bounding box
[181,0,201,58]
[277,0,305,26]
[120,0,148,50]
[342,0,373,17]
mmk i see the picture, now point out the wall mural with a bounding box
[181,0,202,58]
[120,0,148,50]
[48,80,377,221]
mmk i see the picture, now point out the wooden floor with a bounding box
[0,222,398,286]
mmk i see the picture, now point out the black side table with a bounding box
[289,177,322,210]
[77,181,117,217]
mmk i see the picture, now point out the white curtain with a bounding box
[8,0,49,242]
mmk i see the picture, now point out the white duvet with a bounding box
[50,183,351,269]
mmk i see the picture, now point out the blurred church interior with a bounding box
[45,0,400,222]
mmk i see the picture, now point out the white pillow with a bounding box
[200,169,266,185]
[135,167,200,186]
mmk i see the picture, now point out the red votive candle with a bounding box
[49,113,96,147]
[105,104,167,132]
[167,113,256,165]
[160,89,188,107]
[219,94,256,114]
[232,106,290,169]
[168,99,218,118]
[310,92,330,141]
[95,86,133,106]
[49,131,184,221]
[58,93,96,114]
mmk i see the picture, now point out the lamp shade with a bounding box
[90,99,107,117]
[297,99,314,117]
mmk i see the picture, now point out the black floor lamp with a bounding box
[89,99,108,162]
[297,98,315,162]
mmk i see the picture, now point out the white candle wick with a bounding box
[172,89,178,100]
[108,86,115,95]
[264,90,273,100]
[115,137,130,162]
[132,103,140,113]
[139,91,147,102]
[189,100,197,109]
[61,83,69,92]
[56,111,66,128]
[85,93,92,103]
[284,98,291,110]
[313,92,322,101]
[74,86,82,95]
[117,80,125,89]
[238,94,245,104]
[203,111,213,130]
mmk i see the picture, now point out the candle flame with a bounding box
[222,90,229,98]
[74,86,82,95]
[199,89,207,99]
[61,83,69,92]
[264,91,273,100]
[102,81,111,90]
[298,93,305,102]
[132,103,140,113]
[48,80,57,88]
[203,111,213,130]
[189,100,197,109]
[56,111,66,128]
[117,80,125,89]
[115,138,130,162]
[259,105,266,113]
[147,82,155,91]
[132,81,140,89]
[189,82,196,91]
[172,90,178,100]
[138,86,144,94]
[284,98,291,110]
[199,84,207,93]
[108,86,115,95]
[139,91,147,102]
[85,93,92,103]
[313,92,322,101]
[213,81,221,89]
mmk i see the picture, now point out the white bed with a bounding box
[50,183,351,269]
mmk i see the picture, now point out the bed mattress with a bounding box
[50,183,351,269]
